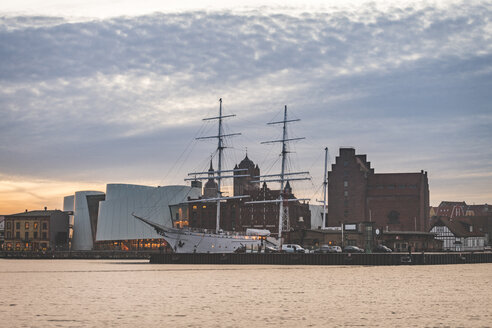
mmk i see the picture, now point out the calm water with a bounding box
[0,260,491,327]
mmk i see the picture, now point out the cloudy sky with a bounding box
[1,0,491,214]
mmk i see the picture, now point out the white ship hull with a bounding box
[160,229,263,253]
[133,214,263,253]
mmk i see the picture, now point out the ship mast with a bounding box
[322,147,328,229]
[185,98,250,233]
[216,99,224,233]
[246,105,310,250]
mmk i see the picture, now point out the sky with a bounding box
[0,0,491,214]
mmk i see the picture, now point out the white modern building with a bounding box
[95,183,201,243]
[64,184,201,250]
[63,191,105,251]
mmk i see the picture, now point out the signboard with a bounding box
[344,223,357,231]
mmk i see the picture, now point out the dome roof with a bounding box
[238,154,255,169]
[204,179,218,189]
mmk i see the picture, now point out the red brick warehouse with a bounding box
[328,148,429,232]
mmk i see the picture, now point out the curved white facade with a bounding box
[96,184,200,242]
[72,191,105,250]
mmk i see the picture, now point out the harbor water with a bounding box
[1,260,491,327]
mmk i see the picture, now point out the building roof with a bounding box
[436,201,468,218]
[368,172,424,185]
[306,229,362,235]
[467,204,491,216]
[238,154,255,169]
[6,210,64,217]
[439,201,467,207]
[432,217,485,238]
[383,231,436,236]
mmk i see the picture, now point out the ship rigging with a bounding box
[245,105,310,250]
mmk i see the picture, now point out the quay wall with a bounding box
[2,251,491,265]
[150,252,492,265]
[0,250,152,260]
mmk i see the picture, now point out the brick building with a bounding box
[328,148,429,231]
[3,209,69,251]
[175,155,311,235]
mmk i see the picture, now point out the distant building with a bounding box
[177,155,311,235]
[328,148,429,231]
[290,222,376,251]
[290,222,441,251]
[431,201,492,246]
[64,184,200,251]
[63,191,105,251]
[0,216,4,248]
[378,231,442,252]
[3,209,69,251]
[435,201,467,218]
[430,217,486,251]
[94,183,201,251]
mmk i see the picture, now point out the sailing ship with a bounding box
[133,99,270,253]
[133,100,309,253]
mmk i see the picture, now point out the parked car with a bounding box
[373,245,392,253]
[343,245,364,253]
[282,244,305,253]
[314,245,342,253]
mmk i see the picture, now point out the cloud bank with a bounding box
[0,1,491,212]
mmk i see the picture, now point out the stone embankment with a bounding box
[150,252,492,265]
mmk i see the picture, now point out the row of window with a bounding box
[6,221,48,230]
[368,184,418,189]
[6,231,48,240]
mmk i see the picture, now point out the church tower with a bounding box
[233,154,260,196]
[203,160,218,198]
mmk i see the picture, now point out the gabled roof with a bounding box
[467,204,491,216]
[432,217,484,238]
[383,231,436,236]
[436,201,467,218]
[439,201,467,207]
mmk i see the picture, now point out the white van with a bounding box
[281,244,305,253]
